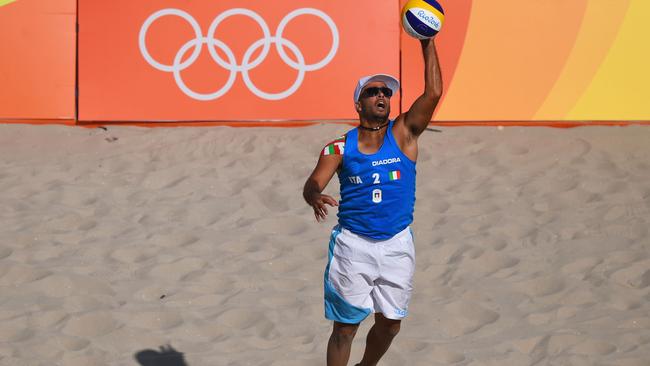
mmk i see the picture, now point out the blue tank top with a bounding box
[337,120,416,240]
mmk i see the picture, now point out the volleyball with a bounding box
[401,0,445,39]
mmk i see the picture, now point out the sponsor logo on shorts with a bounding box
[372,157,401,167]
[394,308,408,317]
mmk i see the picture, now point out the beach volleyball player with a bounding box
[302,2,443,364]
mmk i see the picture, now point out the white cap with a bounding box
[353,74,400,102]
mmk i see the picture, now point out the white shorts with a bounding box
[324,225,415,324]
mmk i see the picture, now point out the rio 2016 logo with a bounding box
[139,8,339,101]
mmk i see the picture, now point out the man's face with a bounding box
[356,81,392,120]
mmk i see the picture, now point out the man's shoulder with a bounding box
[321,133,347,157]
[392,113,419,144]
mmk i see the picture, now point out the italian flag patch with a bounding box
[389,170,401,180]
[321,136,345,156]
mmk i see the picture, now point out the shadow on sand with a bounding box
[134,345,188,366]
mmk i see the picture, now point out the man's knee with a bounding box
[375,315,401,338]
[331,322,359,345]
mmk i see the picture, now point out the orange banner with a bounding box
[78,0,401,122]
[400,0,650,121]
[0,0,75,119]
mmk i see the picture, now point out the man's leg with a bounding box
[327,321,360,366]
[357,313,401,366]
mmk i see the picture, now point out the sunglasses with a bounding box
[360,86,393,99]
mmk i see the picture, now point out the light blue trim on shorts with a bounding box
[324,225,372,324]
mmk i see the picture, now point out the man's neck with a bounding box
[359,117,390,132]
[359,121,389,131]
[357,119,389,154]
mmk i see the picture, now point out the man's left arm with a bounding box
[402,38,443,137]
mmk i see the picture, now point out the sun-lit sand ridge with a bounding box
[0,124,649,366]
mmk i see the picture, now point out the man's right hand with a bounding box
[308,193,339,222]
[303,151,343,223]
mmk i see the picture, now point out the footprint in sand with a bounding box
[183,200,242,227]
[42,212,82,232]
[62,311,117,338]
[148,232,201,248]
[505,335,550,359]
[558,289,599,307]
[191,294,227,307]
[76,220,98,231]
[110,246,158,263]
[187,273,237,295]
[605,359,649,366]
[33,334,90,359]
[131,311,184,330]
[61,353,107,366]
[429,200,451,214]
[604,250,645,266]
[63,295,110,313]
[515,276,565,297]
[439,301,499,337]
[251,216,310,236]
[0,318,33,342]
[561,257,603,279]
[148,257,207,281]
[607,292,642,311]
[258,184,291,212]
[44,335,90,352]
[460,217,492,234]
[0,263,51,286]
[29,274,115,298]
[566,138,592,161]
[507,145,530,156]
[31,310,69,328]
[617,317,650,330]
[582,180,626,196]
[213,308,268,330]
[223,240,277,262]
[569,339,617,356]
[141,168,189,191]
[291,244,326,261]
[132,285,175,302]
[600,220,648,241]
[400,341,465,364]
[269,360,319,366]
[609,260,650,289]
[429,243,471,265]
[546,333,584,354]
[266,255,306,274]
[270,277,309,292]
[466,250,519,276]
[261,295,302,309]
[0,247,12,259]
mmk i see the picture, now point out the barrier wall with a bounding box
[0,0,75,120]
[77,0,400,122]
[401,0,650,121]
[2,0,649,123]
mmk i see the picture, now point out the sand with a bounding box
[0,123,649,366]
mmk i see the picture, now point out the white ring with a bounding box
[241,37,306,100]
[206,8,272,71]
[275,8,339,71]
[172,38,238,101]
[139,9,203,72]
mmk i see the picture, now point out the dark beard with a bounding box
[362,106,390,124]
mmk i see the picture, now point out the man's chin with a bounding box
[374,111,389,120]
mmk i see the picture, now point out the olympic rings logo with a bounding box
[139,8,339,101]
